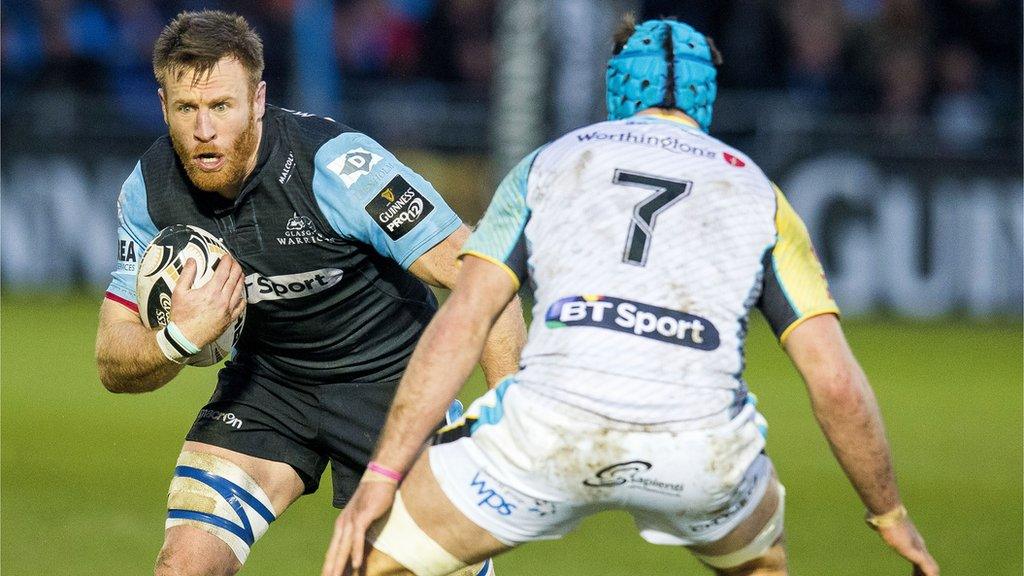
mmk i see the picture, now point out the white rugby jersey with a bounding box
[462,112,838,423]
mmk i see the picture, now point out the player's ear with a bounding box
[157,88,169,126]
[253,81,267,120]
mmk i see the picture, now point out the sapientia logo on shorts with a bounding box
[583,461,685,495]
[545,295,720,350]
[244,268,344,303]
[364,175,434,241]
[198,409,243,429]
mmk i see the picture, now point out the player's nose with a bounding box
[193,110,216,142]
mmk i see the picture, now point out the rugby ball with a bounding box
[136,224,245,366]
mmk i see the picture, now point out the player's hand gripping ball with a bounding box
[136,224,245,366]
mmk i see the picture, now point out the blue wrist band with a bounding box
[165,322,202,355]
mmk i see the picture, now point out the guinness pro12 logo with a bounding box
[364,175,434,240]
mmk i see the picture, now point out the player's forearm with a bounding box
[96,317,183,393]
[807,366,903,515]
[478,295,526,389]
[374,295,495,473]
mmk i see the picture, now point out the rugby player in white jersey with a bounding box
[322,16,939,576]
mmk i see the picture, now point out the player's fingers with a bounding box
[322,517,347,576]
[176,258,198,292]
[351,518,366,571]
[899,537,938,576]
[206,254,234,291]
[230,283,246,318]
[222,256,244,294]
[334,518,356,576]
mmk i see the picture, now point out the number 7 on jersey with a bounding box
[614,169,693,266]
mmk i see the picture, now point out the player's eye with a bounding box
[177,104,195,113]
[213,102,229,112]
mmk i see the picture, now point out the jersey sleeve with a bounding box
[757,184,840,343]
[311,132,461,268]
[458,148,542,290]
[106,162,159,312]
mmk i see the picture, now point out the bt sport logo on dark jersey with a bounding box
[364,175,434,240]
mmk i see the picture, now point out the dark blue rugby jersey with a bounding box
[107,105,462,384]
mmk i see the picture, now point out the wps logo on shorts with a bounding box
[469,471,517,516]
[364,175,434,240]
[327,147,383,187]
[545,295,720,350]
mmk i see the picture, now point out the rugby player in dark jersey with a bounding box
[94,10,523,576]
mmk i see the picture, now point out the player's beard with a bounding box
[173,111,259,197]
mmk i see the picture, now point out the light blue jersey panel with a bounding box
[107,162,158,306]
[312,132,461,268]
[460,148,542,288]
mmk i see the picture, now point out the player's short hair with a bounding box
[612,14,723,66]
[153,10,264,95]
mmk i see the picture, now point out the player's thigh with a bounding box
[159,441,306,571]
[686,466,787,574]
[361,451,511,576]
[402,451,510,561]
[688,466,780,556]
[176,440,306,508]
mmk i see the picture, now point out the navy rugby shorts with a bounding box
[185,364,398,507]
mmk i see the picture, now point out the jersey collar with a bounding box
[632,111,702,130]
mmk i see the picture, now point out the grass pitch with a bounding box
[2,292,1020,575]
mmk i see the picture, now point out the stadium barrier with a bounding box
[2,121,1020,317]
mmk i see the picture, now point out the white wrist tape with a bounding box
[156,322,201,364]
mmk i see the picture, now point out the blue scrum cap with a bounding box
[606,18,718,131]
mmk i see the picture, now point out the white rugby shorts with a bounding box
[429,378,774,547]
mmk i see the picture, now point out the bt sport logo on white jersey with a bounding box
[545,295,719,350]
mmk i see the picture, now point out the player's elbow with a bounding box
[95,345,134,394]
[96,359,128,394]
[808,365,868,409]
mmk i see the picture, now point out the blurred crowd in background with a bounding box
[2,0,1020,312]
[2,0,1020,149]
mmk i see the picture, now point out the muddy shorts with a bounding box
[429,377,774,546]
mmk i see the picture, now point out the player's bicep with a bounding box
[781,313,848,375]
[312,133,461,267]
[449,254,520,321]
[782,313,867,410]
[457,149,540,291]
[99,296,145,328]
[96,297,147,364]
[757,184,839,343]
[408,225,470,288]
